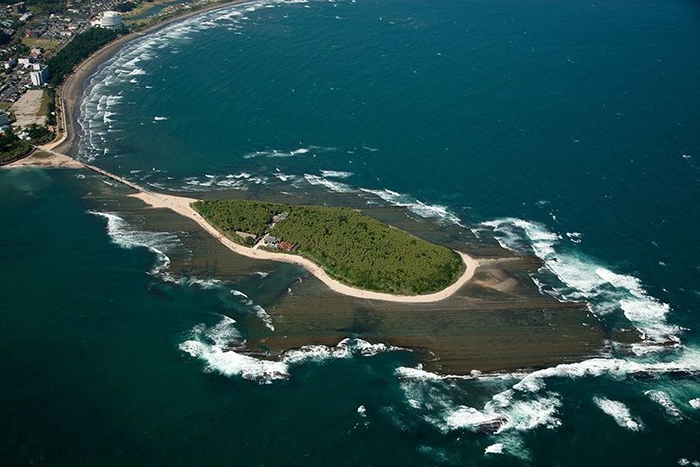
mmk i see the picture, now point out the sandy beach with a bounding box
[130,191,479,303]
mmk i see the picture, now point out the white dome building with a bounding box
[91,11,124,30]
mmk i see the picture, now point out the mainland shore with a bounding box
[48,0,249,157]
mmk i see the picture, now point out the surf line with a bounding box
[16,150,479,303]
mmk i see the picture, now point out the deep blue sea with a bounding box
[3,0,700,464]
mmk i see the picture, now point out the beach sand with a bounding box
[5,150,84,169]
[130,191,480,303]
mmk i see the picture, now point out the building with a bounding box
[91,11,124,30]
[0,112,11,127]
[11,2,26,15]
[30,66,49,86]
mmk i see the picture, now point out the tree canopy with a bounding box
[193,199,464,295]
[47,27,119,85]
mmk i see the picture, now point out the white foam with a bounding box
[162,275,223,290]
[360,188,463,226]
[252,304,274,331]
[357,405,367,417]
[180,340,289,383]
[393,344,700,442]
[88,211,179,274]
[153,116,168,121]
[179,315,289,383]
[227,289,274,331]
[320,169,353,179]
[645,390,682,419]
[179,173,267,191]
[282,338,403,364]
[484,443,503,455]
[231,289,248,298]
[507,348,700,392]
[243,145,333,159]
[181,318,401,383]
[273,172,298,182]
[480,217,680,344]
[689,398,700,409]
[593,397,644,431]
[566,231,583,243]
[303,174,355,193]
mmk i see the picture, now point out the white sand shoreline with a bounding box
[129,191,479,303]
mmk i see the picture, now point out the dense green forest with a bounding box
[192,200,464,295]
[0,129,32,164]
[47,27,119,85]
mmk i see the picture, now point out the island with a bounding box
[192,199,465,295]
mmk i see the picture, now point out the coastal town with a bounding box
[0,0,225,163]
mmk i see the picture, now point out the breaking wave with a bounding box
[360,188,464,226]
[390,343,700,459]
[181,173,267,191]
[593,397,644,431]
[479,218,681,345]
[88,211,180,274]
[179,316,405,383]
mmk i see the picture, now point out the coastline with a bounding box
[46,0,250,157]
[7,149,479,302]
[7,1,481,302]
[1,1,479,314]
[0,1,610,373]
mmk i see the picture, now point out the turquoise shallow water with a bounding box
[3,0,700,464]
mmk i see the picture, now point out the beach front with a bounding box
[48,0,249,157]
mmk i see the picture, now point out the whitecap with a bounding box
[480,218,680,344]
[180,315,288,383]
[88,211,179,274]
[360,188,463,226]
[181,317,402,383]
[645,390,682,419]
[252,304,274,331]
[179,340,289,383]
[304,173,355,193]
[484,443,503,455]
[320,169,353,179]
[593,396,644,431]
[282,338,403,365]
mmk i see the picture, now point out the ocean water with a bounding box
[3,0,700,464]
